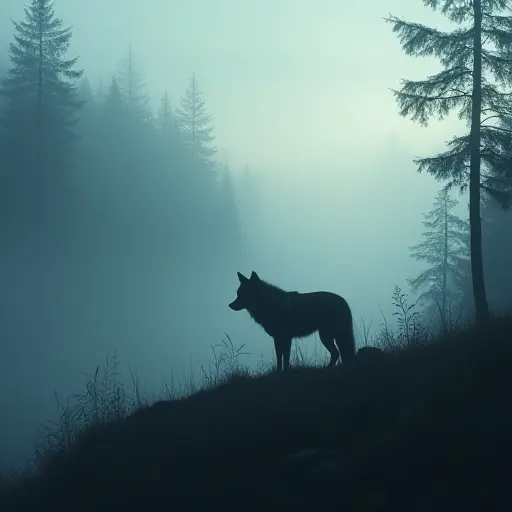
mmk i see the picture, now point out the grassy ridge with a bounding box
[2,316,512,510]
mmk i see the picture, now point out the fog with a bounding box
[0,0,473,472]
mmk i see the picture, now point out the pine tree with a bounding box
[156,90,177,138]
[386,0,512,326]
[116,44,150,121]
[1,0,83,220]
[99,76,129,182]
[104,76,124,117]
[409,188,470,326]
[0,0,83,344]
[175,72,216,165]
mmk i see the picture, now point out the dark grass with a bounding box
[2,316,512,511]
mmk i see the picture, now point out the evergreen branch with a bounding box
[481,184,512,208]
[481,114,503,124]
[481,49,512,83]
[385,16,473,61]
[424,0,474,24]
[414,135,470,184]
[392,67,472,125]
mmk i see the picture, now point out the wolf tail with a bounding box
[336,300,356,361]
[347,307,356,358]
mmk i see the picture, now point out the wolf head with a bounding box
[229,271,261,311]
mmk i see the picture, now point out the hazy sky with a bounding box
[1,0,463,170]
[0,0,475,471]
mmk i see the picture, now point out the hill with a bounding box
[2,317,512,511]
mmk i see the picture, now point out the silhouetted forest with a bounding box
[0,8,252,381]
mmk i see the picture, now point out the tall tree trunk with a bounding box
[36,15,45,228]
[442,193,448,327]
[35,12,47,352]
[469,0,489,326]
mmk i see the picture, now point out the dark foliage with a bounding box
[2,316,512,510]
[0,1,242,362]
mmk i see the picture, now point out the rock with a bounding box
[356,346,387,361]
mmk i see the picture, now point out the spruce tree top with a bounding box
[385,0,512,203]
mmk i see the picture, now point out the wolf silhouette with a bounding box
[229,271,355,372]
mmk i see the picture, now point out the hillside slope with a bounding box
[2,318,512,511]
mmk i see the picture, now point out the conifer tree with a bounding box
[100,76,129,181]
[104,76,124,118]
[175,72,216,165]
[0,0,83,339]
[1,0,83,197]
[409,188,470,326]
[116,44,150,121]
[156,90,177,138]
[386,0,512,325]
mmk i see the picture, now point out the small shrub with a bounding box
[33,353,139,473]
[200,333,250,388]
[376,285,430,351]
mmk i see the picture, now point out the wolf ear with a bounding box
[250,271,260,281]
[237,272,248,284]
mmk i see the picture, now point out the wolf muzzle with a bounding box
[229,298,244,311]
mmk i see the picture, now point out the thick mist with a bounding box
[0,0,497,473]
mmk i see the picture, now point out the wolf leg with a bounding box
[282,338,292,371]
[273,338,284,372]
[335,324,356,363]
[319,331,340,368]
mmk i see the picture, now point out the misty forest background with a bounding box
[2,0,512,472]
